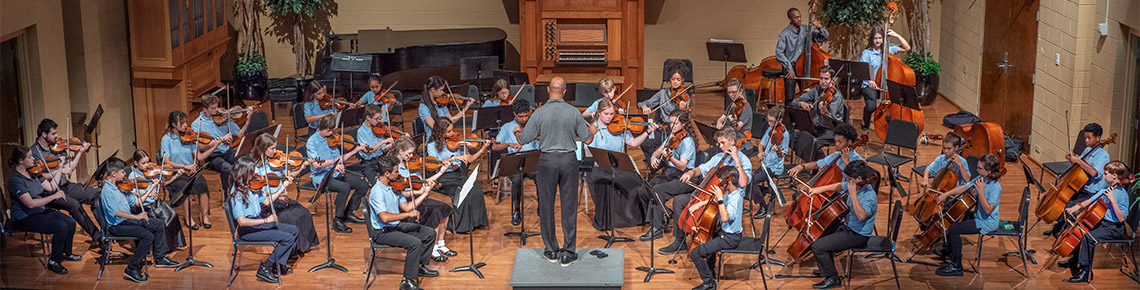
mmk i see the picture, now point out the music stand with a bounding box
[172,167,214,272]
[494,151,541,245]
[450,165,487,279]
[705,41,747,79]
[828,59,871,102]
[785,106,815,134]
[586,147,638,248]
[694,122,718,146]
[460,56,499,93]
[308,174,348,273]
[885,80,921,110]
[85,105,104,163]
[337,107,365,129]
[473,105,514,132]
[329,52,373,99]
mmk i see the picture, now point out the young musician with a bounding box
[426,118,491,233]
[1060,160,1131,283]
[360,75,400,124]
[933,154,1003,276]
[192,93,257,228]
[516,77,592,266]
[1047,123,1111,236]
[752,106,790,218]
[688,166,746,290]
[306,114,370,233]
[655,127,752,253]
[810,160,878,289]
[492,99,540,225]
[128,150,187,251]
[585,98,655,230]
[791,66,846,148]
[776,7,830,103]
[636,109,698,241]
[160,111,212,230]
[420,75,474,136]
[302,80,338,131]
[7,146,81,274]
[387,137,457,261]
[582,77,625,119]
[100,157,179,283]
[29,119,102,242]
[787,123,864,183]
[483,79,512,107]
[715,78,754,148]
[358,104,400,184]
[248,133,320,254]
[859,26,911,130]
[228,157,299,284]
[368,155,440,290]
[920,132,970,189]
[638,67,692,159]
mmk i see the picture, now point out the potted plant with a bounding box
[234,52,268,100]
[903,49,940,105]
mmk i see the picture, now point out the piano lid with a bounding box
[357,28,508,54]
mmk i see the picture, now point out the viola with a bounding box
[607,114,665,135]
[1036,133,1118,224]
[445,133,491,151]
[178,129,198,145]
[870,2,924,141]
[268,151,310,171]
[1052,199,1109,257]
[390,176,426,192]
[325,133,361,152]
[251,173,287,189]
[40,155,63,171]
[27,160,49,176]
[151,164,189,179]
[768,122,786,158]
[371,124,407,139]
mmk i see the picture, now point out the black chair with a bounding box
[975,186,1034,277]
[660,59,694,89]
[223,199,281,286]
[246,112,271,137]
[93,198,147,281]
[866,120,919,185]
[571,82,602,108]
[716,190,775,286]
[1093,193,1140,282]
[846,200,904,289]
[1040,130,1087,184]
[1,185,51,267]
[413,117,427,138]
[267,77,302,119]
[387,90,405,127]
[362,198,395,289]
[291,103,313,142]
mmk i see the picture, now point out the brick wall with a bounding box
[936,0,984,112]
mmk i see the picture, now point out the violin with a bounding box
[648,129,688,176]
[268,151,310,171]
[499,83,528,106]
[251,173,287,189]
[197,131,238,147]
[27,160,49,176]
[115,179,139,192]
[768,122,786,158]
[40,155,63,170]
[407,155,443,172]
[729,98,746,119]
[318,97,353,111]
[212,106,252,125]
[435,93,472,107]
[390,176,426,192]
[178,129,198,145]
[370,82,399,105]
[1036,133,1118,224]
[607,114,665,135]
[325,133,362,152]
[445,133,491,151]
[371,124,407,139]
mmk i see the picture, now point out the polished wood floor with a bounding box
[2,92,1138,289]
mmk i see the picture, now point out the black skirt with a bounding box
[435,168,489,233]
[589,168,647,230]
[401,198,454,230]
[165,174,209,207]
[271,199,320,253]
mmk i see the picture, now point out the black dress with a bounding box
[588,167,647,230]
[269,199,320,253]
[435,167,489,233]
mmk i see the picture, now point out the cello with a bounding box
[953,122,1006,168]
[785,134,869,230]
[1035,133,1118,224]
[786,170,879,261]
[869,2,924,141]
[1052,199,1109,257]
[913,169,1006,251]
[677,134,751,251]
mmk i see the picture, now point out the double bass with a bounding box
[870,2,924,141]
[1035,133,1118,224]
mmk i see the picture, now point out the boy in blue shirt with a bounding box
[810,160,879,289]
[933,154,1003,276]
[1048,123,1112,236]
[306,114,369,233]
[368,155,439,290]
[687,166,746,290]
[1061,160,1132,283]
[100,157,178,282]
[491,100,540,225]
[191,94,256,228]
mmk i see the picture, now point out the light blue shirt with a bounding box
[759,126,790,175]
[814,150,864,183]
[670,137,697,170]
[360,91,393,123]
[127,169,157,206]
[842,180,878,237]
[1089,185,1130,223]
[584,98,604,115]
[698,150,753,182]
[721,188,745,234]
[926,154,971,186]
[101,181,136,226]
[303,100,337,131]
[860,44,900,88]
[229,188,267,219]
[160,133,196,166]
[369,183,406,230]
[254,162,286,194]
[425,141,465,172]
[1079,147,1110,194]
[496,121,539,154]
[973,177,1002,234]
[191,112,241,153]
[306,133,342,186]
[418,103,450,136]
[588,120,632,153]
[482,100,501,108]
[356,125,387,160]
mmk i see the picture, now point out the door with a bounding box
[0,37,26,184]
[979,0,1039,140]
[1129,34,1140,170]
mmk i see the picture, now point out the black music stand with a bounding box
[337,107,365,129]
[473,105,514,132]
[587,147,638,248]
[885,80,921,111]
[329,52,373,99]
[694,122,719,146]
[449,166,487,278]
[785,106,815,134]
[85,105,104,163]
[172,168,214,272]
[705,41,747,79]
[308,175,348,273]
[460,56,499,93]
[494,151,541,245]
[635,164,674,282]
[828,59,871,101]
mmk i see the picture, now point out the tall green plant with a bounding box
[265,0,326,74]
[235,52,267,76]
[815,0,890,59]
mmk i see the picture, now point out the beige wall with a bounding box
[2,0,73,138]
[937,0,985,111]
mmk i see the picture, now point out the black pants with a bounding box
[860,87,880,127]
[812,225,870,279]
[691,232,742,284]
[371,222,435,280]
[750,167,777,207]
[639,130,665,166]
[45,189,101,241]
[108,219,169,271]
[588,168,646,230]
[536,152,580,257]
[10,210,76,263]
[205,151,237,197]
[237,223,299,266]
[1070,221,1126,267]
[164,174,209,207]
[326,174,369,219]
[510,172,537,213]
[944,219,982,265]
[359,157,381,185]
[638,167,689,230]
[784,77,800,104]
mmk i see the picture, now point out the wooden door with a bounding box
[979,0,1039,139]
[1129,35,1140,170]
[0,37,26,183]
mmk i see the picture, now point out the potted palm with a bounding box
[902,49,940,105]
[234,52,268,100]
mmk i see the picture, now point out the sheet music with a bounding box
[457,165,480,208]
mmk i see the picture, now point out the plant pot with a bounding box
[235,70,267,101]
[915,72,939,106]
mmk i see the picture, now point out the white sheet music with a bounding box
[456,165,480,208]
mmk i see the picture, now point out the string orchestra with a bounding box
[6,2,1139,290]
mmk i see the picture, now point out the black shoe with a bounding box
[154,257,179,268]
[431,250,448,262]
[1042,229,1054,236]
[187,222,199,231]
[400,278,424,290]
[419,265,439,277]
[511,211,521,226]
[256,263,280,283]
[439,246,457,257]
[202,222,212,229]
[543,251,560,263]
[812,276,842,289]
[639,228,663,241]
[332,219,353,233]
[812,270,821,277]
[658,240,686,254]
[1067,266,1091,283]
[346,214,367,224]
[935,263,964,276]
[1058,259,1071,269]
[124,268,148,283]
[46,262,68,274]
[559,253,578,267]
[752,206,769,219]
[62,254,83,261]
[692,281,717,290]
[280,264,294,275]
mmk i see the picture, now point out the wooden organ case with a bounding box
[519,0,644,89]
[127,0,229,154]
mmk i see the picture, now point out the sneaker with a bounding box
[543,251,559,263]
[658,240,686,254]
[559,253,578,267]
[124,268,148,283]
[639,228,663,241]
[154,257,179,268]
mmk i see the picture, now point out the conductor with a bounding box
[516,77,592,267]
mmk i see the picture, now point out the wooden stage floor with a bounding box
[2,92,1137,289]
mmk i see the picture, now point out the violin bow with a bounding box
[507,82,529,106]
[377,81,399,102]
[649,84,696,113]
